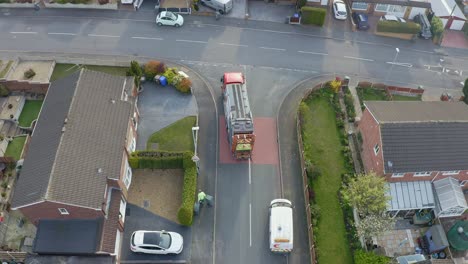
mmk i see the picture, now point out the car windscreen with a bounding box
[338,11,346,15]
[159,233,172,249]
[168,12,177,20]
[271,202,292,208]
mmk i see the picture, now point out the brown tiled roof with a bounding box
[100,189,122,253]
[12,69,135,209]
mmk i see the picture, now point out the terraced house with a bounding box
[358,101,468,218]
[11,69,139,260]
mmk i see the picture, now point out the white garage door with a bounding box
[450,20,465,30]
[409,7,426,19]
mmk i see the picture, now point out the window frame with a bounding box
[414,171,432,177]
[442,171,460,175]
[124,163,132,189]
[375,3,389,12]
[352,2,368,10]
[373,144,380,155]
[391,173,405,178]
[58,208,69,215]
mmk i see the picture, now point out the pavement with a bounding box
[441,30,468,50]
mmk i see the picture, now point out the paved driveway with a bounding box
[136,81,197,150]
[121,204,192,263]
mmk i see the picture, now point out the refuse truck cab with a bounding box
[269,199,293,253]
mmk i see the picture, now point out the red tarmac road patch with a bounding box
[219,116,279,165]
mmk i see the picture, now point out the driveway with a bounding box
[136,81,197,150]
[247,2,295,23]
[121,204,192,263]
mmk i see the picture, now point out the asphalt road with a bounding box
[1,9,467,264]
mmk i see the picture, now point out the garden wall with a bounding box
[44,2,118,9]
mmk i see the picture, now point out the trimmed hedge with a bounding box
[129,150,197,226]
[301,7,326,26]
[377,20,420,34]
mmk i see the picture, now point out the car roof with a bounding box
[334,0,345,4]
[357,13,368,21]
[383,15,398,21]
[133,231,162,246]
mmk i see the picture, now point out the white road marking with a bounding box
[10,31,37,34]
[88,34,119,38]
[260,46,285,51]
[343,55,374,62]
[132,36,163,40]
[48,32,76,36]
[298,50,328,56]
[218,42,248,47]
[176,39,208,44]
[409,49,434,54]
[248,158,251,185]
[249,203,252,247]
[386,62,413,68]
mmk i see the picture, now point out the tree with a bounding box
[355,213,394,244]
[431,16,444,39]
[341,172,390,215]
[463,78,468,104]
[129,60,143,88]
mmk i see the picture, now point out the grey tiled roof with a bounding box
[12,71,79,209]
[381,122,468,173]
[12,69,135,209]
[365,101,468,123]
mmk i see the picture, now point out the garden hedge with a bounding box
[376,20,420,34]
[129,150,198,226]
[301,7,326,26]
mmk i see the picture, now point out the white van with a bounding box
[200,0,233,14]
[269,199,293,253]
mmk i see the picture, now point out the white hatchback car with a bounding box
[333,0,347,20]
[156,11,184,27]
[130,230,183,255]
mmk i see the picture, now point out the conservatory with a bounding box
[434,177,468,218]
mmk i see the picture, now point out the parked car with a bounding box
[380,14,406,23]
[414,13,433,39]
[130,230,183,254]
[352,12,369,30]
[200,0,233,14]
[156,11,184,27]
[333,0,347,20]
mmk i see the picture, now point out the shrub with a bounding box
[377,20,420,34]
[177,152,197,226]
[163,68,178,85]
[172,74,183,87]
[128,61,143,88]
[0,84,9,97]
[301,7,326,26]
[305,160,321,180]
[297,0,306,8]
[144,60,166,80]
[327,79,341,93]
[129,151,186,169]
[24,69,36,79]
[176,78,192,93]
[310,203,320,226]
[431,16,444,39]
[354,249,391,264]
[1,182,7,189]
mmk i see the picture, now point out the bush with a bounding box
[305,160,321,180]
[377,20,420,34]
[24,69,35,79]
[431,16,444,38]
[176,78,192,93]
[0,85,9,97]
[144,60,166,80]
[297,0,306,8]
[301,7,326,26]
[128,151,185,169]
[310,203,320,226]
[177,152,197,226]
[163,68,178,85]
[354,249,391,264]
[98,0,109,4]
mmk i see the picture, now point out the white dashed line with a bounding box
[386,62,413,68]
[88,34,119,38]
[249,203,252,247]
[260,46,285,51]
[218,42,248,47]
[132,36,163,40]
[48,32,76,36]
[176,39,208,44]
[343,56,374,62]
[10,32,37,34]
[298,50,328,56]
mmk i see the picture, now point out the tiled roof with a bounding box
[100,189,122,253]
[365,101,468,123]
[12,69,135,209]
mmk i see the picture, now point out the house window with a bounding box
[119,198,127,222]
[374,144,380,155]
[58,208,69,215]
[375,4,388,12]
[352,2,368,10]
[414,171,432,177]
[388,5,405,13]
[391,173,405,178]
[129,137,136,153]
[124,164,132,189]
[442,171,460,175]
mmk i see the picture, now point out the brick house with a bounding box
[358,101,468,217]
[348,0,431,20]
[11,69,139,260]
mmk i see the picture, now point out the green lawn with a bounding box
[18,100,43,127]
[147,116,197,151]
[356,87,388,101]
[50,63,129,81]
[5,136,27,160]
[392,94,422,101]
[301,95,353,264]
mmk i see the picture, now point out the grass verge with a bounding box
[5,136,27,160]
[147,116,196,151]
[300,91,353,264]
[50,63,129,81]
[18,100,43,127]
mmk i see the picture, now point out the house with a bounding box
[429,0,466,30]
[348,0,431,20]
[359,101,468,218]
[11,69,139,260]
